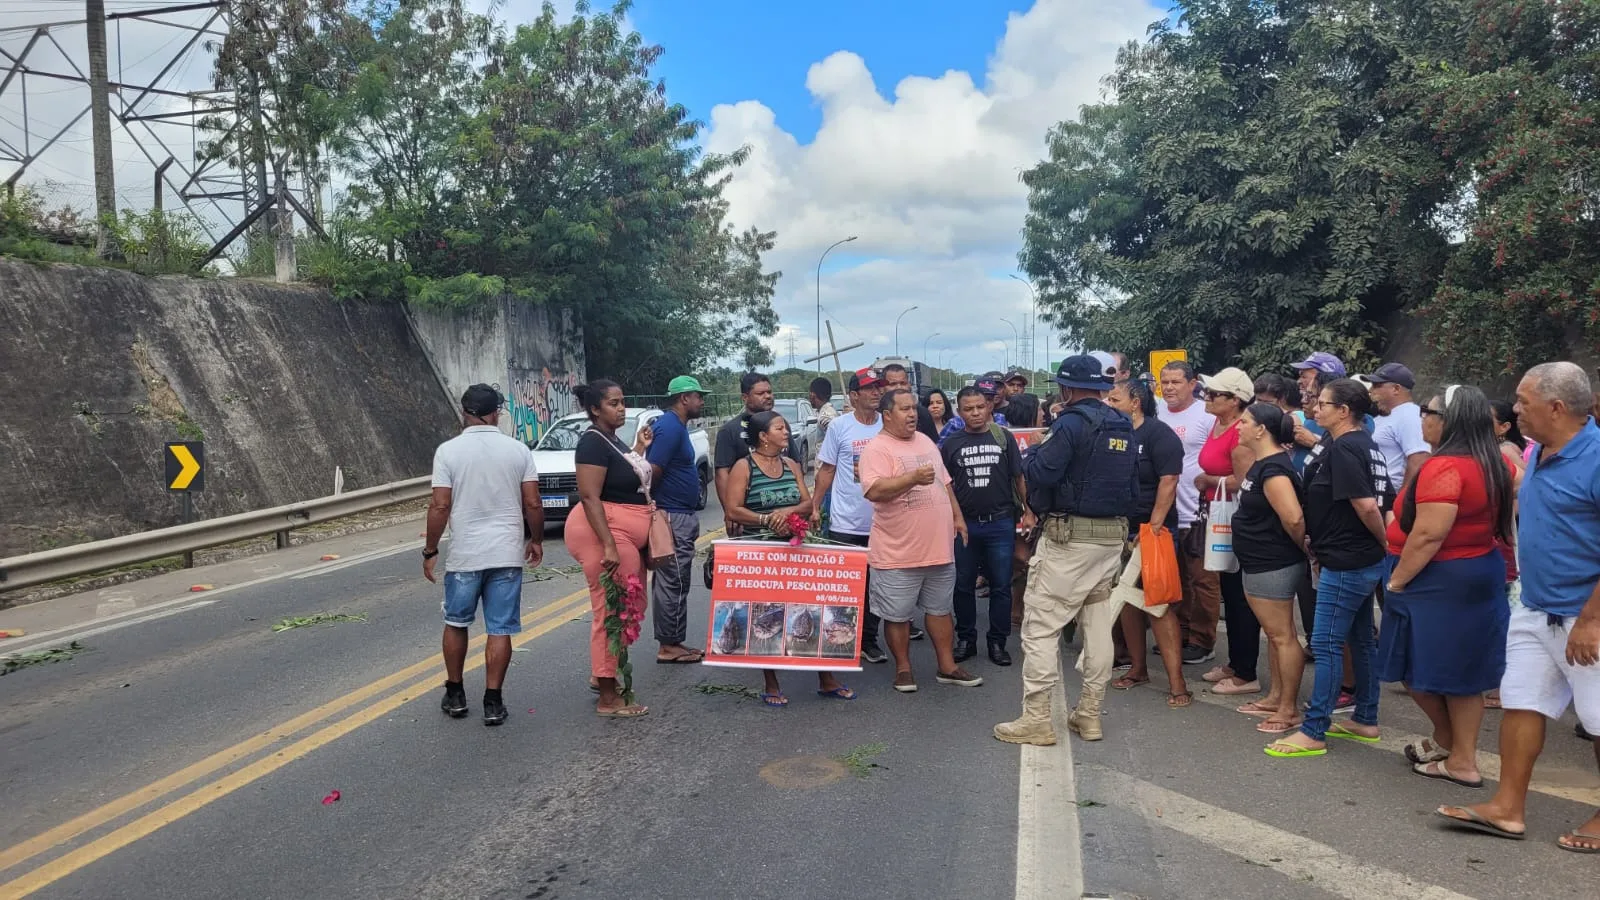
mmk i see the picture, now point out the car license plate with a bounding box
[541,496,570,509]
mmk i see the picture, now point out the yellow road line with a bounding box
[0,592,595,900]
[0,528,721,896]
[0,589,577,876]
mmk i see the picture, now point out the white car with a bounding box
[530,408,712,522]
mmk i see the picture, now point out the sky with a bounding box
[0,0,1171,376]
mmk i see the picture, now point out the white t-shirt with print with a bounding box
[431,426,539,571]
[817,413,882,537]
[1157,400,1216,529]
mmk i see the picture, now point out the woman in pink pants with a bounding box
[565,378,654,718]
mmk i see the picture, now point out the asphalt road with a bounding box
[2,498,1598,899]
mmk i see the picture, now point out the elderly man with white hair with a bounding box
[1439,361,1600,850]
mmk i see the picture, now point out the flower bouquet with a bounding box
[599,570,647,703]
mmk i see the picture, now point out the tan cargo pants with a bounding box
[1020,515,1127,704]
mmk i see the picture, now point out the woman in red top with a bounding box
[1194,367,1261,696]
[1377,385,1514,788]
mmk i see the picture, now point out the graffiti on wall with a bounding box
[509,366,578,445]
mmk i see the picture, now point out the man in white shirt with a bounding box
[1363,363,1430,501]
[816,367,888,662]
[1156,361,1220,664]
[423,384,544,726]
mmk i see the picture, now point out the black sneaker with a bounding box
[909,625,926,641]
[483,693,508,726]
[860,642,888,664]
[1181,644,1215,665]
[440,684,468,719]
[953,638,977,663]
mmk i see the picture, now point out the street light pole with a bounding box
[922,332,941,365]
[816,235,858,372]
[1009,274,1039,375]
[999,317,1019,373]
[894,304,919,357]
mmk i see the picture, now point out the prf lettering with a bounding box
[1107,437,1129,452]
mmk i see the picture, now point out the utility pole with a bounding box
[86,0,116,257]
[786,332,799,369]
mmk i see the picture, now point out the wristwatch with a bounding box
[422,548,439,560]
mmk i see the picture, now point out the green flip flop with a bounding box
[1327,723,1380,744]
[1264,740,1327,758]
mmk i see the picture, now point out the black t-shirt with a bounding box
[1303,431,1393,570]
[941,426,1024,519]
[1132,418,1183,531]
[715,413,800,471]
[575,430,648,505]
[914,404,941,444]
[1233,453,1306,573]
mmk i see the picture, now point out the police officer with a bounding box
[994,353,1138,745]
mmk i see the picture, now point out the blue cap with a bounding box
[1055,355,1114,392]
[1291,351,1346,377]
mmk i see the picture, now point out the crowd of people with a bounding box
[420,347,1600,852]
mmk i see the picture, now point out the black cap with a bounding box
[1366,363,1416,390]
[462,383,504,417]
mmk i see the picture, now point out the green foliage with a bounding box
[1021,0,1596,379]
[2,185,211,275]
[110,209,212,275]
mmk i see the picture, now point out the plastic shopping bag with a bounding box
[1138,524,1183,606]
[1203,481,1239,573]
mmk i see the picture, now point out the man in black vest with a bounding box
[995,353,1138,746]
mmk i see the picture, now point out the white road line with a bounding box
[1184,683,1600,806]
[0,542,419,657]
[1078,764,1479,900]
[289,543,420,579]
[1015,652,1085,900]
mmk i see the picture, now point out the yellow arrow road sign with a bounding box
[165,442,204,491]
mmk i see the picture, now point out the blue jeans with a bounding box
[953,516,1016,644]
[1300,561,1384,741]
[442,567,524,636]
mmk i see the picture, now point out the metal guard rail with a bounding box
[0,476,431,592]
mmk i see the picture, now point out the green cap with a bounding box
[666,375,706,396]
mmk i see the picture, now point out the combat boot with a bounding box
[993,695,1057,746]
[1068,686,1104,742]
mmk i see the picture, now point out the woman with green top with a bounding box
[726,411,855,706]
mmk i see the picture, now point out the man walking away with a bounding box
[816,368,889,662]
[944,386,1034,665]
[647,376,707,664]
[423,384,544,726]
[861,389,983,692]
[810,376,839,439]
[1362,362,1429,499]
[1156,361,1219,664]
[715,372,794,534]
[995,355,1137,745]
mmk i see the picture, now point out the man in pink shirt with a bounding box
[860,389,983,693]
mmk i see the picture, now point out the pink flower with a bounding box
[622,621,641,645]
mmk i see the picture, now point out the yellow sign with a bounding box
[165,441,204,491]
[1148,349,1188,377]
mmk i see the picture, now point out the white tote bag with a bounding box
[1203,481,1239,573]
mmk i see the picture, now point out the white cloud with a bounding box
[709,0,1162,376]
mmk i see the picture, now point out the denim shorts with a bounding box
[442,567,523,635]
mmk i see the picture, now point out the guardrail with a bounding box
[0,477,431,593]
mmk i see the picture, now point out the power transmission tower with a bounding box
[786,332,798,369]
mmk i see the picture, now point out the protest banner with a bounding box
[1011,428,1047,451]
[704,540,868,670]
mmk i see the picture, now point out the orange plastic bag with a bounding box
[1138,524,1183,607]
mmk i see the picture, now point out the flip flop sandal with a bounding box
[1257,718,1300,735]
[1327,723,1380,744]
[1167,691,1193,709]
[1405,737,1451,764]
[1264,740,1326,758]
[760,692,789,708]
[1236,700,1277,717]
[595,704,649,718]
[1412,760,1483,788]
[1112,675,1151,690]
[1557,829,1600,853]
[817,685,856,700]
[657,650,704,664]
[1434,807,1525,840]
